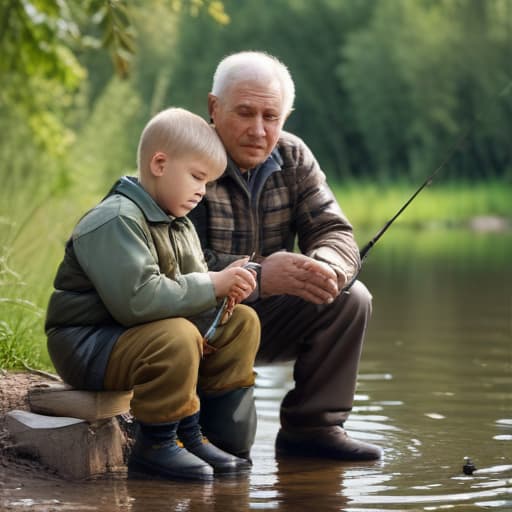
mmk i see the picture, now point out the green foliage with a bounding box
[166,0,374,176]
[165,0,512,181]
[340,0,512,180]
[0,0,83,86]
[0,1,85,179]
[89,0,136,78]
[71,77,143,192]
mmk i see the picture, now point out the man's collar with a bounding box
[226,146,283,177]
[261,147,284,171]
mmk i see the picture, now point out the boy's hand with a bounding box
[208,262,257,303]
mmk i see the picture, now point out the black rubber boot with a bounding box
[275,425,383,461]
[128,421,214,481]
[199,386,257,461]
[178,412,251,475]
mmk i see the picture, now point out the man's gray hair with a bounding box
[211,51,295,115]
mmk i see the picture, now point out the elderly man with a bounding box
[190,51,382,462]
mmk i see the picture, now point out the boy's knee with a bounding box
[232,304,260,327]
[199,304,260,392]
[230,304,261,347]
[143,317,203,362]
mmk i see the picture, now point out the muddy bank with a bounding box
[0,371,61,477]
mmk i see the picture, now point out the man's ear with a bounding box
[207,93,217,122]
[149,152,167,176]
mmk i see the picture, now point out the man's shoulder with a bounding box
[278,130,306,150]
[276,130,318,178]
[277,130,313,166]
[73,194,144,238]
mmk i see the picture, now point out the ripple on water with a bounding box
[493,434,512,441]
[343,486,512,507]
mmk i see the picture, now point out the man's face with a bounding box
[209,79,287,171]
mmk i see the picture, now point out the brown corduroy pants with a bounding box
[103,304,260,424]
[252,280,372,429]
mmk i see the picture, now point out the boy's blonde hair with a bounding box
[137,107,227,178]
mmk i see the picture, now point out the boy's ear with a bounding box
[149,152,167,176]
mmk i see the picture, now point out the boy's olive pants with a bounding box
[103,304,260,424]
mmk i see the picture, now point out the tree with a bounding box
[341,0,512,180]
[166,0,375,179]
[0,0,229,186]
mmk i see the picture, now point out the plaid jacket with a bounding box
[189,131,361,282]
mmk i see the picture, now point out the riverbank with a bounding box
[0,371,56,478]
[334,180,512,232]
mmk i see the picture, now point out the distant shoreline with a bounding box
[333,181,512,232]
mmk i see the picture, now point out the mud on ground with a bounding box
[0,370,60,478]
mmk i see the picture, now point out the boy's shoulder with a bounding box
[73,194,144,239]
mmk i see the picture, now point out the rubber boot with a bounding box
[128,421,213,481]
[199,386,257,461]
[275,424,383,461]
[178,412,251,474]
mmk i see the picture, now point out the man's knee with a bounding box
[342,280,372,316]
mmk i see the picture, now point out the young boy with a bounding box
[45,107,260,482]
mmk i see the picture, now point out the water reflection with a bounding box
[125,477,253,512]
[2,229,511,511]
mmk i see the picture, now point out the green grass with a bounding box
[0,188,103,372]
[334,180,512,232]
[1,179,510,371]
[0,251,47,370]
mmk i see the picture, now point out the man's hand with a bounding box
[260,252,340,304]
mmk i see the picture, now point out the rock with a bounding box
[468,216,509,232]
[5,410,125,479]
[28,381,132,422]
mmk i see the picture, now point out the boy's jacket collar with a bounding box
[109,175,186,226]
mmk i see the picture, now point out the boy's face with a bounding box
[151,153,211,217]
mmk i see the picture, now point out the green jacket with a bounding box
[45,176,217,390]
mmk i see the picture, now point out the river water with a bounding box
[1,228,511,511]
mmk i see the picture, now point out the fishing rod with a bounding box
[347,79,512,286]
[343,124,472,292]
[344,78,512,292]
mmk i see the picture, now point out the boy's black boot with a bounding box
[178,412,251,475]
[128,420,213,481]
